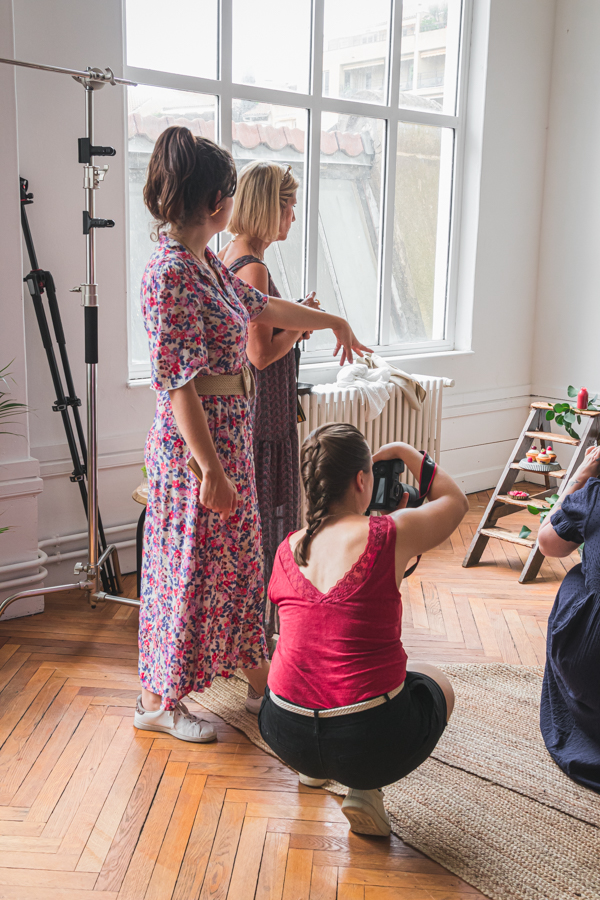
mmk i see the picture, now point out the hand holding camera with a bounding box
[369,442,437,513]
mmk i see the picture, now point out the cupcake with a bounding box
[546,445,557,463]
[527,446,539,462]
[537,449,551,464]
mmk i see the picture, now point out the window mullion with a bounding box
[378,0,404,346]
[218,0,233,150]
[305,0,324,296]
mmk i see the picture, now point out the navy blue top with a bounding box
[541,477,600,792]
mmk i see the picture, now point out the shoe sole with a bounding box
[341,803,391,837]
[298,775,327,788]
[133,719,217,743]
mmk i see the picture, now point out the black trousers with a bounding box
[258,672,447,791]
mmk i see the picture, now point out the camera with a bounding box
[368,459,422,512]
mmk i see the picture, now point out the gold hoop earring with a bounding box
[210,206,223,217]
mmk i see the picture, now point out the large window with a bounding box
[125,0,469,379]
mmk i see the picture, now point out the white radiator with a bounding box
[297,375,451,489]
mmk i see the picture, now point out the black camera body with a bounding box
[368,459,422,512]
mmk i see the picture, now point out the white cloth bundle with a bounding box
[311,356,427,422]
[335,363,394,421]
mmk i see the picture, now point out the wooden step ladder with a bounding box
[463,402,600,583]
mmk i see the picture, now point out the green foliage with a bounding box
[0,363,29,538]
[519,525,532,540]
[0,363,28,437]
[544,387,600,439]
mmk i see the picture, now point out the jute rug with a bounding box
[192,665,600,900]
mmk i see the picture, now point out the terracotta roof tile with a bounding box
[129,113,367,157]
[319,130,339,155]
[336,132,364,157]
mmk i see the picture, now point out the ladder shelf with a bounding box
[463,402,600,582]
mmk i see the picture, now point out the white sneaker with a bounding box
[299,773,327,787]
[134,696,217,743]
[245,685,264,715]
[341,788,391,836]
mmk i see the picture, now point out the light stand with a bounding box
[0,56,140,615]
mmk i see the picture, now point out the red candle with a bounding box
[577,387,589,410]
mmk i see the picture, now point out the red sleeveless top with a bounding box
[267,515,407,709]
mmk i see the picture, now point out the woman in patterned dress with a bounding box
[133,126,370,743]
[219,162,317,665]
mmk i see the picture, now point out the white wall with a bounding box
[1,0,558,598]
[533,0,600,402]
[0,0,44,617]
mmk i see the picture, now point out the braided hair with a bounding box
[294,423,371,567]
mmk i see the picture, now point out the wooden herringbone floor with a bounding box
[0,486,577,899]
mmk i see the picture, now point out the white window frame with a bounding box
[123,0,473,379]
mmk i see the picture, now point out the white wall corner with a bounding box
[0,0,45,619]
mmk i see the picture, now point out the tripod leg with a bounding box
[136,507,146,599]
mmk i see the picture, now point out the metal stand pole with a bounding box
[20,178,118,594]
[0,57,139,618]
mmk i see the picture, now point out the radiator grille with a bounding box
[297,375,448,489]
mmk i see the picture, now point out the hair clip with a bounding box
[281,164,292,181]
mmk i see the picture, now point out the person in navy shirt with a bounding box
[538,445,600,792]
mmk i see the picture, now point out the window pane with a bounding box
[127,86,217,374]
[399,0,463,114]
[391,123,454,344]
[125,0,218,80]
[233,0,311,94]
[322,0,391,104]
[227,102,307,301]
[314,115,384,351]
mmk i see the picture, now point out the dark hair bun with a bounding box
[143,126,237,229]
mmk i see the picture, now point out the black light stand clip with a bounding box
[0,58,140,617]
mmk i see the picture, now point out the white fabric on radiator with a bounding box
[334,363,394,421]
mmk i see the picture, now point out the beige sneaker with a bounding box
[341,788,391,836]
[298,773,327,787]
[134,696,217,743]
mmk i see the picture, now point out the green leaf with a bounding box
[540,511,549,524]
[527,504,543,515]
[519,526,532,540]
[545,410,555,421]
[549,494,560,504]
[564,410,576,424]
[555,415,564,425]
[567,385,578,398]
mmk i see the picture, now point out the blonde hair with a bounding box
[228,160,299,242]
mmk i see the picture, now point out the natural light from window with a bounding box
[124,0,467,379]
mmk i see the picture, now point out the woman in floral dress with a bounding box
[133,126,369,743]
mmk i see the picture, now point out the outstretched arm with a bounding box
[538,445,600,557]
[255,296,372,365]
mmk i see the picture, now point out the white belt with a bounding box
[267,681,404,719]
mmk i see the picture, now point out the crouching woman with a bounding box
[258,424,469,835]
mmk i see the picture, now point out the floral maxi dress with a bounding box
[139,235,269,709]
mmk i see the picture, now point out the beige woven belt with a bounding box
[194,366,255,399]
[268,681,404,719]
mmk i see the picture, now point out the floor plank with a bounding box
[0,485,563,900]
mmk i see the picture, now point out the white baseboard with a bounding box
[0,593,44,621]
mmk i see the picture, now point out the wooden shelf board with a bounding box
[497,495,549,510]
[481,527,535,549]
[510,463,566,478]
[531,402,600,417]
[524,430,579,446]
